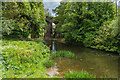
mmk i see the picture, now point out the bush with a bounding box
[51,50,75,59]
[95,18,119,53]
[1,40,51,78]
[64,70,96,79]
[83,17,119,54]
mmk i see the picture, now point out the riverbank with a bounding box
[1,39,119,78]
[51,38,119,55]
[1,39,51,78]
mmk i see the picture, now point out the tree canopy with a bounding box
[2,2,46,39]
[53,2,119,53]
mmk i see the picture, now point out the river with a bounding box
[45,40,119,78]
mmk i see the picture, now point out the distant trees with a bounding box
[2,2,46,39]
[53,2,119,54]
[44,9,52,17]
[52,2,67,34]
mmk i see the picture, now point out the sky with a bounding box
[43,0,62,17]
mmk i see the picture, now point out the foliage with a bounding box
[2,2,46,39]
[64,70,96,79]
[1,17,17,35]
[51,50,74,58]
[44,9,52,17]
[62,2,115,44]
[34,38,46,44]
[1,40,51,78]
[88,18,119,53]
[53,2,119,54]
[52,2,67,33]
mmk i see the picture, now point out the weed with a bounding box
[1,40,51,78]
[51,50,74,59]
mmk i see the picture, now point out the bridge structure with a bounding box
[44,16,60,40]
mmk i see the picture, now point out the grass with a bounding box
[64,71,112,80]
[1,39,111,78]
[51,50,75,59]
[1,39,75,78]
[1,39,52,78]
[64,70,96,79]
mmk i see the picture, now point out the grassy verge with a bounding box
[64,70,96,79]
[1,39,52,78]
[51,50,75,59]
[64,71,112,79]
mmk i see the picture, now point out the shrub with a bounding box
[83,18,119,54]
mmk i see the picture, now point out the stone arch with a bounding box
[44,16,60,40]
[44,16,53,40]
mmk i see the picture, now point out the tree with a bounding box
[53,2,119,54]
[2,2,46,39]
[52,2,67,34]
[44,9,52,17]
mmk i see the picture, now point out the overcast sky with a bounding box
[43,0,62,16]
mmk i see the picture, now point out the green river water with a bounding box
[45,40,119,78]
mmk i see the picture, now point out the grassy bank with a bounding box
[1,39,51,78]
[0,39,75,78]
[1,39,111,79]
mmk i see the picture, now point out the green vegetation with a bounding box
[89,18,119,53]
[1,1,119,79]
[64,70,96,79]
[53,2,119,54]
[1,39,75,78]
[2,2,46,39]
[64,71,112,80]
[51,50,75,58]
[1,40,51,78]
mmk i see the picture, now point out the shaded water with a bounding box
[45,40,119,78]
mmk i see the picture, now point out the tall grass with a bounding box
[64,71,113,80]
[51,50,75,59]
[64,70,96,80]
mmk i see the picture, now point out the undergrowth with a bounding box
[1,40,52,78]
